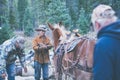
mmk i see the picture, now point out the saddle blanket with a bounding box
[66,38,81,53]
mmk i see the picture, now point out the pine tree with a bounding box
[18,0,28,30]
[45,0,71,28]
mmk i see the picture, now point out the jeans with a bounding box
[34,61,49,80]
[6,63,15,80]
[0,77,5,80]
[0,70,6,80]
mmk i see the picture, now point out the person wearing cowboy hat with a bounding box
[32,25,52,80]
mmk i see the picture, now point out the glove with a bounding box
[23,67,27,73]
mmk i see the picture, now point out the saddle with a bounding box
[55,37,88,54]
[55,36,96,74]
[66,38,81,53]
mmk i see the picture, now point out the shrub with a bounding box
[0,27,14,44]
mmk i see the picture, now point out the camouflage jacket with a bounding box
[0,45,6,76]
[1,39,26,68]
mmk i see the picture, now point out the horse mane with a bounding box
[48,23,67,49]
[53,24,66,49]
[53,28,62,49]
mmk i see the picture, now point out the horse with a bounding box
[48,22,96,80]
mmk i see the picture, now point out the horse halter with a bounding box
[55,43,65,55]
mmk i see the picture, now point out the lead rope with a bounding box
[84,39,90,72]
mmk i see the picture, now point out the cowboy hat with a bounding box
[35,25,47,32]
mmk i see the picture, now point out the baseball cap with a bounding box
[91,4,115,25]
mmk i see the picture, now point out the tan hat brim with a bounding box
[35,29,46,31]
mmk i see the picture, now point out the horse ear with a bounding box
[59,21,62,27]
[47,23,54,30]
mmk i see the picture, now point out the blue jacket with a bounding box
[93,20,120,80]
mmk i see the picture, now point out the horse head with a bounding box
[47,22,66,50]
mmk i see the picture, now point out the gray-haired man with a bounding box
[1,36,27,80]
[92,4,120,80]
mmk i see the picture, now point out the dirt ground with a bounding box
[15,76,34,80]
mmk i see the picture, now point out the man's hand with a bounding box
[23,67,27,73]
[38,43,47,49]
[1,73,6,78]
[47,45,53,49]
[42,44,47,49]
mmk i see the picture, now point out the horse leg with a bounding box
[58,73,62,80]
[65,74,67,80]
[55,70,62,80]
[73,68,77,80]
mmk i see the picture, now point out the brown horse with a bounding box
[48,23,96,80]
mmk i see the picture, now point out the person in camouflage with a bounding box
[0,45,6,80]
[1,36,27,80]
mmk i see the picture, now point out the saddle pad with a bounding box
[67,38,81,53]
